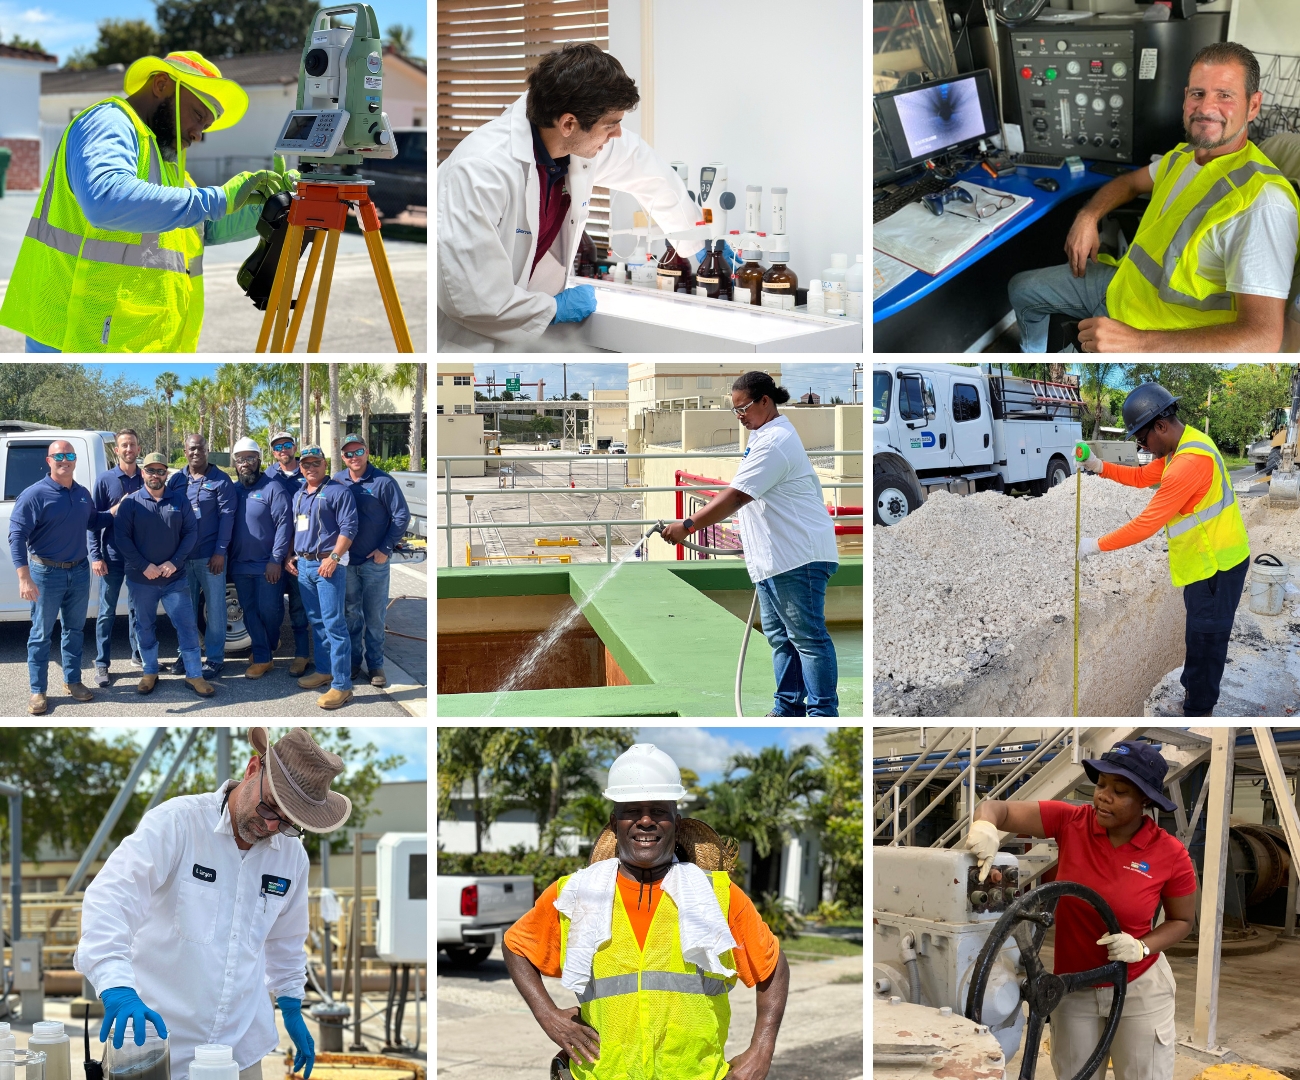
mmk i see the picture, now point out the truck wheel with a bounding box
[1031,456,1071,496]
[875,460,921,527]
[1265,447,1282,476]
[442,945,492,968]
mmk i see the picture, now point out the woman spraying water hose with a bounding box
[654,372,840,717]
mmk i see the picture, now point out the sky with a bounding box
[472,363,864,404]
[1,0,428,66]
[92,362,224,400]
[636,726,843,787]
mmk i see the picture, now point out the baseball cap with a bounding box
[142,453,169,468]
[270,431,296,445]
[299,445,325,461]
[340,433,366,449]
[1083,741,1176,813]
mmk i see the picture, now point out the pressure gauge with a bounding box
[1075,92,1088,107]
[1067,60,1081,75]
[1109,94,1124,109]
[1112,60,1128,77]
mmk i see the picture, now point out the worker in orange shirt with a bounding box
[1075,383,1251,717]
[501,744,789,1080]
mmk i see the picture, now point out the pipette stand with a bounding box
[256,177,414,353]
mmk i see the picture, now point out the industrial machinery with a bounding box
[1266,366,1300,509]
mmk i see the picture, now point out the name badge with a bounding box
[193,863,217,883]
[261,874,291,897]
[193,506,202,519]
[296,514,309,531]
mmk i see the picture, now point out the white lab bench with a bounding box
[538,278,863,353]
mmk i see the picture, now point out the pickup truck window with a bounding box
[898,375,935,422]
[873,371,891,423]
[952,382,982,423]
[4,443,54,500]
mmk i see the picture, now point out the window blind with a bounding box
[438,0,614,257]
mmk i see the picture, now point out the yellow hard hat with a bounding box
[124,51,249,132]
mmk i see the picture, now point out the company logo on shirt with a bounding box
[261,874,292,897]
[743,447,751,457]
[193,863,217,883]
[516,227,532,235]
[1125,860,1152,878]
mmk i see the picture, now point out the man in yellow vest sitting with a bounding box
[1007,42,1299,353]
[503,744,790,1080]
[0,51,295,352]
[1076,384,1251,717]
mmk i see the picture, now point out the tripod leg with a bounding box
[283,230,325,354]
[363,228,414,352]
[308,229,342,353]
[257,225,297,352]
[270,223,306,353]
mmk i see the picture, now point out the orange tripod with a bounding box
[256,178,413,352]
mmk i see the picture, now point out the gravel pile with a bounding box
[873,477,1173,696]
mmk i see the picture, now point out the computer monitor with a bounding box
[874,69,1001,172]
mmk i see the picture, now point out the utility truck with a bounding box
[873,364,1083,527]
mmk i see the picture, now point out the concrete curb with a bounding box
[380,657,426,716]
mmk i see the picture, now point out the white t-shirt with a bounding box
[1147,159,1299,299]
[727,414,839,583]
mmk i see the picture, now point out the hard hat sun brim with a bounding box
[124,53,249,133]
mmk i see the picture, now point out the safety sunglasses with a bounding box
[257,768,303,838]
[343,448,366,459]
[271,442,295,452]
[301,457,326,467]
[731,399,758,417]
[49,453,76,462]
[143,467,168,476]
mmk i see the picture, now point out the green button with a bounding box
[1045,67,1058,80]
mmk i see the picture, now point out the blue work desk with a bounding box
[873,163,1115,352]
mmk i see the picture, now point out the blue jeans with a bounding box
[281,571,310,657]
[95,562,141,668]
[1182,556,1250,715]
[756,560,839,717]
[345,557,390,671]
[25,336,60,353]
[234,573,284,664]
[26,559,91,693]
[127,575,203,677]
[298,559,352,691]
[187,558,227,664]
[1007,261,1116,352]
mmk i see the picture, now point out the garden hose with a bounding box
[1073,452,1082,718]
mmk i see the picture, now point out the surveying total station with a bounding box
[251,3,413,352]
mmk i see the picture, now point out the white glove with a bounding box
[962,819,1002,883]
[1078,537,1101,561]
[1096,932,1146,963]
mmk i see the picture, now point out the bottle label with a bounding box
[845,291,863,318]
[697,275,719,285]
[657,269,680,291]
[762,290,795,311]
[763,281,791,288]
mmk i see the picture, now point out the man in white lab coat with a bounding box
[437,42,700,351]
[74,728,353,1080]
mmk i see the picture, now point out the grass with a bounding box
[832,972,864,984]
[818,918,864,929]
[780,934,864,963]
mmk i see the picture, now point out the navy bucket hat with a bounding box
[1083,740,1177,813]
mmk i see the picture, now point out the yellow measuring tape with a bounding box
[1074,452,1081,718]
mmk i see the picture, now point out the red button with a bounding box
[1021,66,1034,79]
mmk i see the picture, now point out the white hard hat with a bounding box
[233,437,262,456]
[604,744,687,803]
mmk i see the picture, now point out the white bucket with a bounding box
[1249,554,1289,616]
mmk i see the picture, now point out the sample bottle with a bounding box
[821,252,849,316]
[770,187,788,235]
[28,1024,70,1080]
[572,231,598,278]
[845,254,864,318]
[0,1025,14,1080]
[761,242,798,311]
[745,186,762,233]
[734,250,766,306]
[807,276,825,314]
[695,241,733,301]
[189,1047,238,1080]
[102,1018,169,1080]
[657,239,695,294]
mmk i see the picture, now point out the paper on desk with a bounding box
[872,180,1034,276]
[873,251,915,300]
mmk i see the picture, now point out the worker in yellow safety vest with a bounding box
[1006,41,1299,354]
[501,744,790,1080]
[0,52,296,352]
[1075,383,1251,717]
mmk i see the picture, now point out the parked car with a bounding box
[362,128,427,220]
[579,444,593,455]
[548,439,561,449]
[437,874,533,967]
[610,442,627,454]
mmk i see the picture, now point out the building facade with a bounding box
[0,43,59,191]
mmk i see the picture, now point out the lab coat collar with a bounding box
[510,94,536,166]
[530,121,570,183]
[215,780,282,850]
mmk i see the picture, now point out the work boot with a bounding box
[93,665,111,688]
[185,676,216,698]
[29,693,46,715]
[317,688,353,711]
[289,656,310,676]
[297,671,332,689]
[246,661,274,679]
[138,674,158,695]
[369,667,387,688]
[64,681,94,702]
[351,664,362,681]
[202,662,223,679]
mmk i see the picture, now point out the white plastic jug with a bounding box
[1248,553,1289,616]
[189,1046,238,1080]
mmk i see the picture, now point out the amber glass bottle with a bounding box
[695,241,732,300]
[656,240,695,294]
[761,244,798,311]
[734,250,765,305]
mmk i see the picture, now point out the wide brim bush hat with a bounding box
[124,51,249,133]
[590,818,739,872]
[1083,739,1177,813]
[249,727,352,833]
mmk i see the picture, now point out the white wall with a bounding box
[608,0,864,287]
[0,58,56,138]
[1229,0,1300,59]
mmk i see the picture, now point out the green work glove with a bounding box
[221,169,279,216]
[1074,441,1103,474]
[273,154,302,193]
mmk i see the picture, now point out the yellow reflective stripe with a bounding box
[1166,440,1235,538]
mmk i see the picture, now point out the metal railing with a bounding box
[437,451,863,565]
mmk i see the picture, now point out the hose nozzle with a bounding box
[645,521,666,540]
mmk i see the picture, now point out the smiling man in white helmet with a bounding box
[504,744,790,1080]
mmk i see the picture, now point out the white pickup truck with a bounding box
[437,874,533,968]
[392,470,427,539]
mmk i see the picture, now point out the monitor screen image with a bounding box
[875,70,1000,171]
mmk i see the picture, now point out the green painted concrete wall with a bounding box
[437,558,863,717]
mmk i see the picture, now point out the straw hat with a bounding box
[248,727,352,834]
[589,818,739,872]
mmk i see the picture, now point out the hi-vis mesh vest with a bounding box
[0,97,205,352]
[557,868,738,1080]
[1161,424,1250,588]
[1104,141,1299,331]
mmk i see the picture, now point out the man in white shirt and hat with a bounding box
[74,727,352,1080]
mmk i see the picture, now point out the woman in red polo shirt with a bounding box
[963,740,1197,1080]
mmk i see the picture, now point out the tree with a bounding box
[1121,363,1224,435]
[0,366,68,421]
[26,368,152,437]
[1207,363,1294,456]
[155,0,319,59]
[384,23,415,55]
[62,18,159,71]
[808,728,862,909]
[253,384,301,449]
[340,362,390,449]
[6,32,46,52]
[329,364,342,473]
[183,376,217,450]
[309,364,331,447]
[530,414,556,436]
[390,362,426,471]
[437,728,507,855]
[1077,363,1118,441]
[216,363,260,449]
[156,371,181,458]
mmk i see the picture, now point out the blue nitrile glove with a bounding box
[99,986,169,1049]
[696,241,743,272]
[278,997,315,1079]
[552,284,597,324]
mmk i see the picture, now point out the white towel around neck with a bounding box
[554,856,739,995]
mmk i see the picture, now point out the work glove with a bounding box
[273,154,303,193]
[962,819,1002,884]
[1078,537,1101,561]
[552,284,597,324]
[1074,441,1104,474]
[99,986,169,1048]
[277,997,315,1079]
[696,240,743,272]
[222,170,281,216]
[1096,931,1146,963]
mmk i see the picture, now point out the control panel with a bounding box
[1010,29,1136,162]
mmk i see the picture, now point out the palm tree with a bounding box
[329,363,342,472]
[216,364,262,448]
[253,384,300,448]
[155,372,181,457]
[147,394,166,456]
[437,728,510,855]
[309,364,331,446]
[182,376,216,450]
[390,362,426,470]
[340,362,390,451]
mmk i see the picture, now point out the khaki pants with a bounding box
[239,1063,265,1080]
[1049,952,1177,1080]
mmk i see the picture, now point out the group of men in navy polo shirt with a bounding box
[8,430,410,714]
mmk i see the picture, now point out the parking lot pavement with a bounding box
[437,945,863,1080]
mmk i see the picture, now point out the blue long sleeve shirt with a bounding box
[88,465,145,565]
[9,476,113,569]
[230,476,293,576]
[292,478,359,556]
[331,465,411,560]
[114,488,198,585]
[265,460,305,498]
[165,464,236,561]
